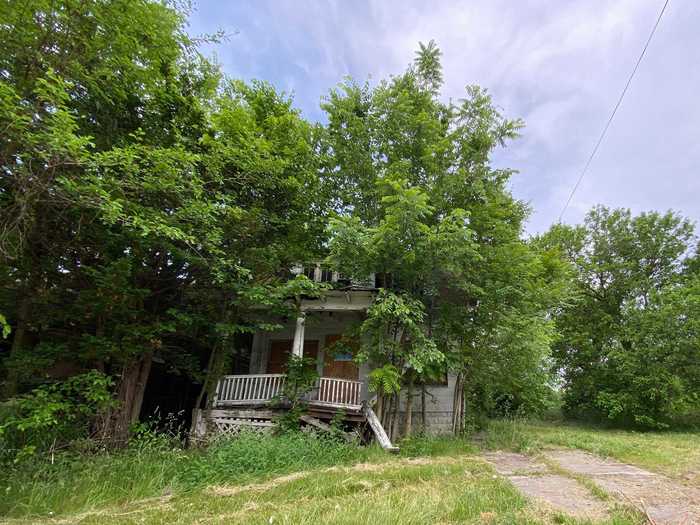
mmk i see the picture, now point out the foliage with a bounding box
[361,290,443,376]
[0,371,113,462]
[1,0,693,456]
[0,313,9,339]
[275,354,320,431]
[323,42,570,429]
[604,275,700,428]
[368,364,402,397]
[0,0,324,444]
[541,206,699,428]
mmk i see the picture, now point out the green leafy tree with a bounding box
[542,206,698,428]
[0,0,324,447]
[323,42,569,436]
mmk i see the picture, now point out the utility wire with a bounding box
[558,0,670,222]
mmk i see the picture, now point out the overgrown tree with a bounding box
[0,0,324,446]
[541,206,699,428]
[323,41,569,436]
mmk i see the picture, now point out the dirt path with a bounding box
[484,449,700,524]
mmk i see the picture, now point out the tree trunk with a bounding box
[97,351,153,446]
[375,393,384,422]
[391,392,400,440]
[382,393,393,432]
[451,371,463,435]
[2,294,31,397]
[420,384,426,433]
[404,375,414,437]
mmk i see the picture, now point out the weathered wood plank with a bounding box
[309,400,362,411]
[204,409,278,419]
[300,415,355,442]
[363,405,399,453]
[299,414,333,432]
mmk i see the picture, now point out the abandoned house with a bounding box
[193,263,457,450]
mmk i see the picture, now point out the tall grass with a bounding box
[0,430,383,519]
[179,430,384,487]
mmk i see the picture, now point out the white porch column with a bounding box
[291,312,306,357]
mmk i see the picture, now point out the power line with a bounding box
[558,0,670,223]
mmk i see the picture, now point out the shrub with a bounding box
[0,371,113,462]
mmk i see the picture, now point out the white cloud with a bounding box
[189,0,700,234]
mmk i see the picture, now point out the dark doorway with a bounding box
[231,333,253,374]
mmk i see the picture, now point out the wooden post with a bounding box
[291,313,306,357]
[451,372,464,435]
[421,384,426,433]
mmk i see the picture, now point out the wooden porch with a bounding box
[194,373,397,452]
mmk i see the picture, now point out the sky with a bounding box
[186,0,699,234]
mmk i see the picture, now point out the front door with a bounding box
[267,340,319,374]
[322,334,359,380]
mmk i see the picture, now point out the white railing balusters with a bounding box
[213,374,361,409]
[309,376,362,408]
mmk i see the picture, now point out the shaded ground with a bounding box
[484,448,700,524]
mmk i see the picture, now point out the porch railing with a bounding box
[314,377,362,408]
[214,374,286,407]
[290,262,375,289]
[213,374,362,409]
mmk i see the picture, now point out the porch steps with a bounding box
[363,405,399,453]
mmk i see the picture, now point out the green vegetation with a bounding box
[54,459,636,525]
[323,40,571,437]
[1,3,699,521]
[1,430,385,519]
[485,419,700,483]
[0,0,579,457]
[0,425,667,524]
[541,207,700,429]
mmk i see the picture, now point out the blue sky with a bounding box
[187,0,699,234]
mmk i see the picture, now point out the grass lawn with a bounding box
[1,453,642,525]
[2,421,697,524]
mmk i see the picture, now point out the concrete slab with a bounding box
[509,474,610,520]
[482,451,609,521]
[544,449,700,525]
[544,449,655,477]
